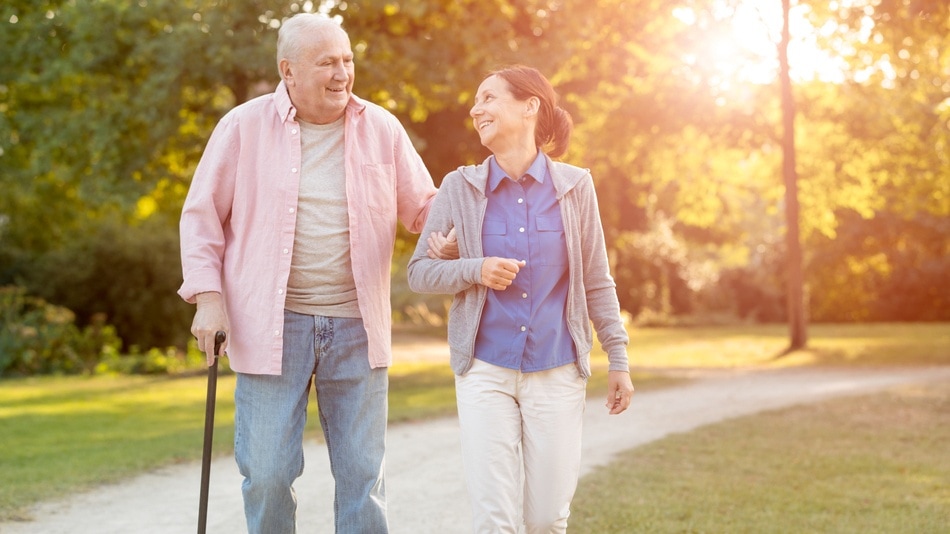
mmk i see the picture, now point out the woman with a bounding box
[408,65,634,533]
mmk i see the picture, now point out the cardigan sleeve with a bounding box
[577,175,630,370]
[407,173,484,295]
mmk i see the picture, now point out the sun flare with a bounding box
[674,1,846,91]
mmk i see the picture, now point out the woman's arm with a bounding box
[576,175,630,370]
[407,174,484,295]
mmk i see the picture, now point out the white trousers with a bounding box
[455,359,587,534]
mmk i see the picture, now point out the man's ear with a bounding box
[279,58,294,85]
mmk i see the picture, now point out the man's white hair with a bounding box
[276,13,346,74]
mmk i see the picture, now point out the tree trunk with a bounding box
[780,0,807,350]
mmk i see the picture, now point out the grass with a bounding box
[571,379,950,533]
[0,361,672,520]
[0,322,947,521]
[0,361,460,520]
[618,322,950,367]
[0,374,238,519]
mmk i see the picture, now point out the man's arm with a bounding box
[178,112,238,303]
[179,114,239,363]
[389,114,438,233]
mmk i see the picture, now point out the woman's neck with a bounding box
[493,144,538,180]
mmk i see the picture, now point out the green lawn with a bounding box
[614,322,950,367]
[0,322,947,521]
[572,379,950,533]
[0,363,456,520]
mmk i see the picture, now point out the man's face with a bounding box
[281,26,354,124]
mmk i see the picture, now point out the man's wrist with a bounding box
[195,292,222,306]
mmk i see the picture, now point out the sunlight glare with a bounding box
[675,1,847,91]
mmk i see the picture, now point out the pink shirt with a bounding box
[179,82,436,374]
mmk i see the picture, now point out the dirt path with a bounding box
[3,355,948,533]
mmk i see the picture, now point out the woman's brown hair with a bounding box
[489,65,573,158]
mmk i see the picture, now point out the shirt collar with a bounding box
[274,81,295,122]
[274,80,366,123]
[487,150,547,192]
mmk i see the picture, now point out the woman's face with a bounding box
[470,75,529,152]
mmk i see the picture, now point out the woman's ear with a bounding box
[524,96,540,117]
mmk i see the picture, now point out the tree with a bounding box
[0,0,286,346]
[792,0,950,321]
[2,0,947,353]
[780,0,807,349]
[0,1,286,253]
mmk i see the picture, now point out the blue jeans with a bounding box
[234,311,389,534]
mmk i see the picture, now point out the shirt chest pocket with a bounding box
[536,215,567,266]
[360,163,396,218]
[481,218,508,258]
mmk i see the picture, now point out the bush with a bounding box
[18,215,194,351]
[94,342,207,375]
[0,286,122,376]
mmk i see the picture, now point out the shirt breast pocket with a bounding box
[361,163,396,217]
[536,215,567,266]
[482,218,508,258]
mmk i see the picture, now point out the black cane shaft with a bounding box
[198,331,225,534]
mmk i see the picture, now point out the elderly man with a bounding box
[179,13,438,533]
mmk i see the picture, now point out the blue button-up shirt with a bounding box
[474,152,577,372]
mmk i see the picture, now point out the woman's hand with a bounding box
[605,370,635,414]
[480,257,526,291]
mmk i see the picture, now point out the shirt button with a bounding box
[291,128,298,134]
[278,289,284,295]
[283,248,289,254]
[520,326,527,332]
[274,330,280,336]
[291,168,298,173]
[522,293,528,299]
[289,208,295,214]
[517,198,524,204]
[519,227,525,233]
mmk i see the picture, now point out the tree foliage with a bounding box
[1,0,947,356]
[792,0,950,320]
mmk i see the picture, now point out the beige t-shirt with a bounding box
[284,116,361,318]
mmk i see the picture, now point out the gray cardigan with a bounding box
[407,155,629,378]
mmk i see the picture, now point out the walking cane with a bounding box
[198,330,226,534]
